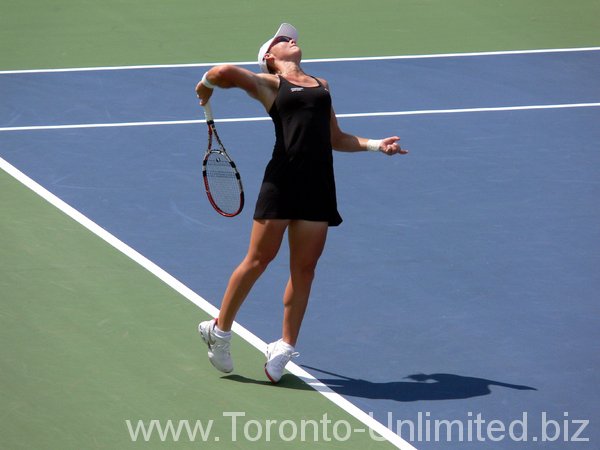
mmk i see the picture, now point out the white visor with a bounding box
[257,23,298,73]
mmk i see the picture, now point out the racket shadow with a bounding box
[301,366,536,402]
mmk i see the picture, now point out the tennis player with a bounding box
[196,23,407,383]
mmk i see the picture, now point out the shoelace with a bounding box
[268,346,299,372]
[209,328,231,353]
[211,339,231,352]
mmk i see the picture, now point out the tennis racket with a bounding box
[202,102,244,217]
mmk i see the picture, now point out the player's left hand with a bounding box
[380,136,408,155]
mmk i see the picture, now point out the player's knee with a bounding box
[245,252,276,273]
[291,263,317,283]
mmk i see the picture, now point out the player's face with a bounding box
[267,36,301,59]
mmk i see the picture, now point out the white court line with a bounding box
[0,46,599,74]
[0,155,416,450]
[1,103,599,132]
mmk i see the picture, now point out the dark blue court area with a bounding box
[1,50,599,448]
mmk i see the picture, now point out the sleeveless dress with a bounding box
[253,75,343,226]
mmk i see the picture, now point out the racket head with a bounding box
[202,149,244,217]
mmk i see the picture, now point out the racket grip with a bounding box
[203,101,214,124]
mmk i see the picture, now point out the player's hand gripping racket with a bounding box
[202,102,244,217]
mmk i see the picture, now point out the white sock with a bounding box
[279,340,295,352]
[213,324,231,340]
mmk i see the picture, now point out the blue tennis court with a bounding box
[1,49,599,448]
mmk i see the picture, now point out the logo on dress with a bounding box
[290,87,304,92]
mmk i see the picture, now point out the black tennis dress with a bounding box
[253,75,343,226]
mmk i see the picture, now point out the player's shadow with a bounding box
[221,374,313,390]
[300,366,537,402]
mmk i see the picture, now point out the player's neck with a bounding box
[279,64,317,86]
[277,61,304,78]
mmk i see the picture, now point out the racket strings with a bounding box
[204,154,242,215]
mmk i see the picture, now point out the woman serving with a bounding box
[196,23,407,383]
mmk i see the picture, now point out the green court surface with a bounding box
[1,0,599,70]
[1,1,599,449]
[0,170,395,449]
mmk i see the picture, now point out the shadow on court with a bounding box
[221,374,313,391]
[300,366,536,402]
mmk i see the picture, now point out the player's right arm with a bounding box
[195,65,278,112]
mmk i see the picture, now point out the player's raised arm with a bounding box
[195,65,277,111]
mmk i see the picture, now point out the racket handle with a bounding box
[203,101,215,124]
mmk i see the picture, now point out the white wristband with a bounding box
[201,72,217,89]
[366,139,382,152]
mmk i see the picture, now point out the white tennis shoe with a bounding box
[198,319,233,373]
[264,339,299,383]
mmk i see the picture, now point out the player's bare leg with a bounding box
[265,220,328,383]
[282,220,328,346]
[217,219,289,331]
